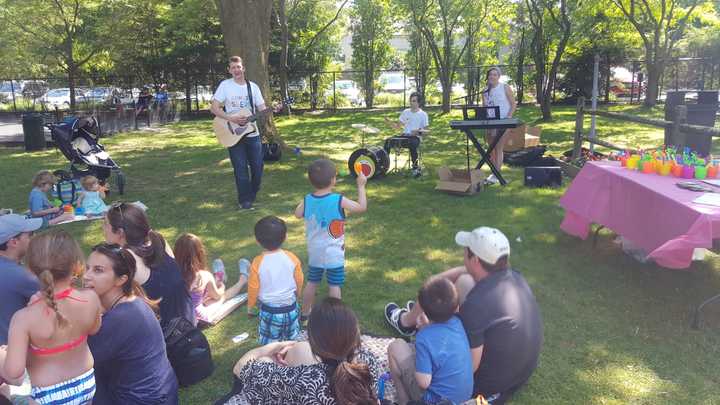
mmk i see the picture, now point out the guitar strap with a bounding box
[246,81,259,137]
[246,81,255,114]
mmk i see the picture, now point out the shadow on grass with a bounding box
[2,106,720,404]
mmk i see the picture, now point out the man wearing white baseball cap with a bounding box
[0,214,42,345]
[385,227,543,404]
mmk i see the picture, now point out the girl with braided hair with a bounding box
[1,230,102,405]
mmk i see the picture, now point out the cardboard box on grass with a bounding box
[505,125,542,152]
[436,167,484,195]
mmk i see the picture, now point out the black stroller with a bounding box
[46,116,125,195]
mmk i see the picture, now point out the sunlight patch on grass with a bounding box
[423,248,454,263]
[385,267,419,283]
[532,232,558,244]
[584,363,678,404]
[198,201,223,209]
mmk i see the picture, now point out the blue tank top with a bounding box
[303,193,345,269]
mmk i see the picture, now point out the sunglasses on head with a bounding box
[92,242,124,255]
[109,201,127,225]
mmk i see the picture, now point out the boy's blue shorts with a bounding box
[257,302,300,345]
[307,266,345,287]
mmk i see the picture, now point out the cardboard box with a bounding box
[436,167,484,195]
[505,125,542,152]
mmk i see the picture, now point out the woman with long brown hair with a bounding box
[84,242,179,404]
[1,230,101,405]
[232,297,379,404]
[103,202,194,326]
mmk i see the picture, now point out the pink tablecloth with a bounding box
[560,161,720,269]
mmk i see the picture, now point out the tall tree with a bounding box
[273,0,348,113]
[405,0,487,113]
[525,0,581,120]
[405,26,434,106]
[610,0,702,106]
[216,0,279,142]
[462,1,513,105]
[0,0,120,109]
[350,0,393,108]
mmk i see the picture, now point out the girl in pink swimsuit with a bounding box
[0,230,102,405]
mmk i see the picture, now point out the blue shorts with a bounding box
[307,266,345,286]
[257,302,300,345]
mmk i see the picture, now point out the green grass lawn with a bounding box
[2,105,720,404]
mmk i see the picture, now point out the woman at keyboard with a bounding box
[482,67,516,184]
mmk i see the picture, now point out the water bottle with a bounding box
[212,258,226,284]
[377,372,391,400]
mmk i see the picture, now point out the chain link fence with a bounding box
[1,57,717,118]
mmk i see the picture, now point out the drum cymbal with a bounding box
[363,126,380,134]
[351,123,367,129]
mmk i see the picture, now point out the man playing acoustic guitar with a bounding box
[211,56,269,210]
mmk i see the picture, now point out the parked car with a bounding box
[21,81,49,100]
[42,88,87,109]
[379,72,410,93]
[288,78,307,92]
[0,81,23,102]
[86,87,116,104]
[330,80,363,106]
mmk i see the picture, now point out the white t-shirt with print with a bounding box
[399,109,429,135]
[212,79,265,137]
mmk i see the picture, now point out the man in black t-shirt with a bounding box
[384,227,543,404]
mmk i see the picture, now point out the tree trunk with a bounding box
[278,0,291,115]
[364,68,374,108]
[184,66,193,115]
[441,75,451,113]
[644,59,661,107]
[68,64,77,112]
[516,30,526,104]
[217,0,280,142]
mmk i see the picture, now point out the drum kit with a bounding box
[347,124,390,180]
[347,123,430,180]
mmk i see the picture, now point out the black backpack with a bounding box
[163,316,214,387]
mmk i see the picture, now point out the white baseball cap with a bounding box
[0,214,43,244]
[455,227,510,264]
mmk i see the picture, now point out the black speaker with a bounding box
[524,166,562,187]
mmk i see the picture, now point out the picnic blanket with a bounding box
[198,293,248,328]
[53,201,148,226]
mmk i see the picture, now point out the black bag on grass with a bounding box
[163,316,214,387]
[504,146,548,167]
[263,142,282,162]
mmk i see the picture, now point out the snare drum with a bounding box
[348,146,390,179]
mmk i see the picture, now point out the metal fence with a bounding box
[1,57,717,116]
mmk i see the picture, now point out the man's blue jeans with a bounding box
[227,135,263,204]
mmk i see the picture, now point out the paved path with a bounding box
[0,122,50,146]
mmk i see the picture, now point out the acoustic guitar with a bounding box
[213,98,293,148]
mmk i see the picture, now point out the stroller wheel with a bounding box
[114,170,126,195]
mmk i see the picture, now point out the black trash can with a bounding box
[664,90,719,156]
[22,113,45,151]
